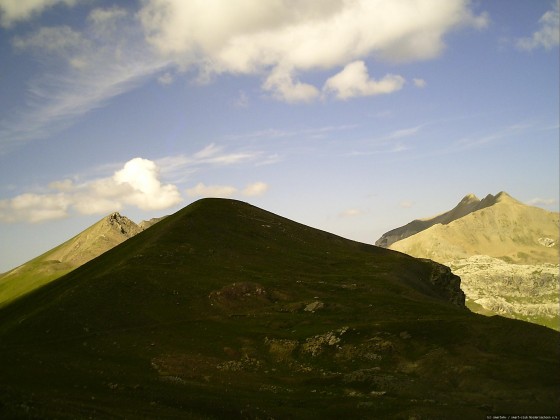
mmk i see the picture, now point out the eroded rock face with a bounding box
[420,259,466,308]
[106,212,142,237]
[448,255,559,329]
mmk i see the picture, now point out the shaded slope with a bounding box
[388,192,559,264]
[0,213,143,307]
[0,199,558,419]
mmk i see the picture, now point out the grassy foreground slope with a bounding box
[0,199,558,419]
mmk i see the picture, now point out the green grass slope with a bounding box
[0,212,142,308]
[0,199,558,419]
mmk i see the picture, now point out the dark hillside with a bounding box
[0,199,558,419]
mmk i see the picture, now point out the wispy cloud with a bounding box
[186,181,269,199]
[0,6,170,154]
[517,0,559,51]
[0,0,79,27]
[156,143,263,183]
[1,0,490,152]
[452,123,532,151]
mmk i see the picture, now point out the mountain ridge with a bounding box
[0,198,558,418]
[386,192,559,264]
[374,192,511,248]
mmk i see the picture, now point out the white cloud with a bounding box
[323,61,405,100]
[262,68,320,103]
[0,0,78,27]
[0,158,182,223]
[413,78,427,88]
[0,193,71,223]
[186,181,269,199]
[517,0,560,51]
[139,0,488,101]
[112,158,182,210]
[1,0,489,150]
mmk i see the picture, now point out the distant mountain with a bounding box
[138,215,167,230]
[375,193,493,248]
[0,212,160,307]
[377,192,559,329]
[384,192,558,264]
[0,198,558,418]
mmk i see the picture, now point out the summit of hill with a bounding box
[0,198,558,418]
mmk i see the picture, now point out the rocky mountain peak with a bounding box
[105,212,141,237]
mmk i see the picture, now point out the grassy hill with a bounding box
[0,213,147,308]
[0,199,558,418]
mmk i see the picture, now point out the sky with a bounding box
[0,0,559,273]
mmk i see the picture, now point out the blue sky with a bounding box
[0,0,558,272]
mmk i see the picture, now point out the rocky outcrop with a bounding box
[106,212,142,237]
[448,255,559,329]
[420,259,466,308]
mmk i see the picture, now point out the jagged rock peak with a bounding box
[105,212,141,237]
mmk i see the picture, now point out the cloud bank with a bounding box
[0,158,182,223]
[186,181,269,199]
[0,0,489,150]
[140,0,487,102]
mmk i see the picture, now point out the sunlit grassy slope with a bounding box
[0,213,141,308]
[0,199,558,418]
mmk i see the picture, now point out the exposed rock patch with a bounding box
[448,255,559,329]
[420,260,466,308]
